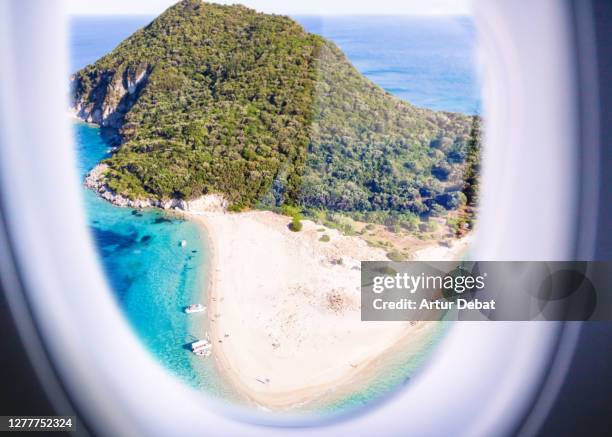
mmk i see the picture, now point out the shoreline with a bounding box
[75,131,470,411]
[78,160,471,410]
[184,209,468,411]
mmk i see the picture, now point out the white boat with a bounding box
[180,240,187,247]
[191,339,212,357]
[185,303,206,314]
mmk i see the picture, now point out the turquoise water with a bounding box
[75,123,233,397]
[70,14,477,414]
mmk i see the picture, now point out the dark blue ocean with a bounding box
[70,14,478,410]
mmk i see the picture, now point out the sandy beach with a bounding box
[185,207,469,410]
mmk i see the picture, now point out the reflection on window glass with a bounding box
[70,0,481,415]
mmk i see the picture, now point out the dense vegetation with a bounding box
[72,0,480,218]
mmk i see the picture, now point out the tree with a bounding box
[289,215,303,232]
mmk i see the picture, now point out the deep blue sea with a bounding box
[297,16,480,115]
[70,14,478,411]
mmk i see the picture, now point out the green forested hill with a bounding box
[72,0,480,216]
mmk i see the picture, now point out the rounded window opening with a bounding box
[69,0,482,419]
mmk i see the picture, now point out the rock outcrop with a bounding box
[71,65,150,129]
[84,163,228,211]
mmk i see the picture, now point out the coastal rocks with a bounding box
[84,163,228,212]
[70,64,150,129]
[84,163,180,209]
[83,163,109,191]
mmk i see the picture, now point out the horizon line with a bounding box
[67,12,472,17]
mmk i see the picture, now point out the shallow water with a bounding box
[75,122,235,398]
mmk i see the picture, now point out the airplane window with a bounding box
[69,1,481,416]
[6,0,612,436]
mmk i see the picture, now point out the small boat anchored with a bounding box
[191,339,212,357]
[184,303,206,314]
[179,240,187,247]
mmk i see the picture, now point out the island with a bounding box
[72,0,479,410]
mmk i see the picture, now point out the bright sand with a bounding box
[185,209,469,410]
